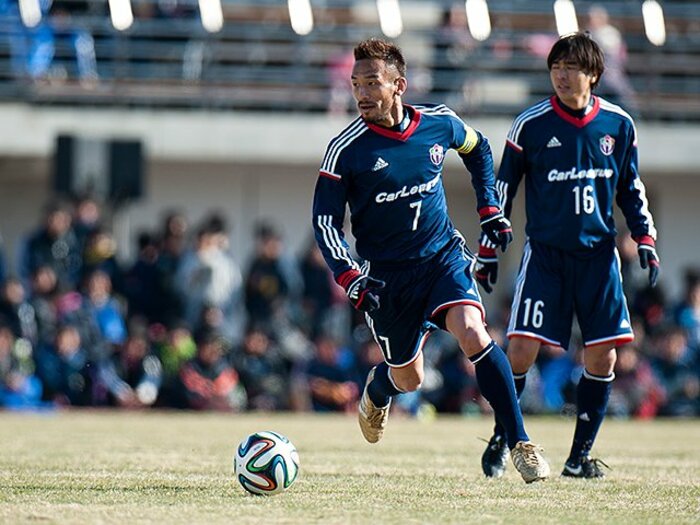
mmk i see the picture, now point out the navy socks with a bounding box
[566,370,613,466]
[366,362,402,407]
[471,341,529,449]
[493,371,527,439]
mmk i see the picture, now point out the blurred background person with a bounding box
[431,3,476,111]
[587,4,638,113]
[299,239,349,342]
[231,323,290,411]
[80,228,123,295]
[674,269,700,354]
[154,321,196,406]
[96,331,162,408]
[303,334,358,413]
[174,328,244,411]
[608,343,664,419]
[0,277,38,344]
[28,265,60,349]
[244,221,301,329]
[83,269,127,348]
[21,201,82,291]
[34,324,94,406]
[651,325,699,417]
[0,325,43,409]
[176,218,243,343]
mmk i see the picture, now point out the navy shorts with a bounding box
[507,239,634,349]
[363,234,484,368]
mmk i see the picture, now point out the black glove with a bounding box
[479,207,513,252]
[635,235,660,287]
[337,270,386,312]
[475,245,498,293]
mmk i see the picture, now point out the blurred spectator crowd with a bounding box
[0,196,698,419]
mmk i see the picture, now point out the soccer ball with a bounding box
[233,431,299,495]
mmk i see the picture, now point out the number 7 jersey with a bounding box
[312,104,500,279]
[496,95,656,252]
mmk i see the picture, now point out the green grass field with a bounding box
[0,411,698,524]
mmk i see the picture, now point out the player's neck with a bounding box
[375,102,405,129]
[556,94,594,117]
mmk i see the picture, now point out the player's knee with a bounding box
[508,350,535,375]
[506,337,541,374]
[391,369,423,392]
[455,326,489,356]
[585,346,617,375]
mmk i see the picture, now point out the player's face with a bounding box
[549,59,597,109]
[351,58,405,126]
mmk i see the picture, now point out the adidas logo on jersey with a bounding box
[620,319,631,329]
[372,157,389,171]
[546,136,562,148]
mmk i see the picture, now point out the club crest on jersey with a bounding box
[599,134,615,156]
[429,144,444,165]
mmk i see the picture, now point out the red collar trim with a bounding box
[363,105,421,141]
[550,95,600,128]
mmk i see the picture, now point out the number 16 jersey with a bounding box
[496,95,656,252]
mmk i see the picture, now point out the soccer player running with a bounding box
[312,38,550,483]
[477,33,660,479]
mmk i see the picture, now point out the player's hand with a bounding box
[634,235,660,287]
[479,207,513,252]
[337,270,386,312]
[475,245,498,293]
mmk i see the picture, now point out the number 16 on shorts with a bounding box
[521,298,544,328]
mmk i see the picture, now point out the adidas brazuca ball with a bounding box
[234,431,299,495]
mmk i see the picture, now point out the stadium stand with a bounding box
[0,0,698,119]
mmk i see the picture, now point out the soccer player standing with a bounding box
[477,33,660,478]
[312,38,550,483]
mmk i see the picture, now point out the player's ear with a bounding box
[395,77,407,96]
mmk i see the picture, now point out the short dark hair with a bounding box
[353,38,406,77]
[547,32,605,89]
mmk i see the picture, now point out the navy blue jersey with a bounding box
[493,96,656,252]
[313,104,499,279]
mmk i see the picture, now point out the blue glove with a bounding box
[635,235,660,287]
[337,270,386,312]
[479,207,513,252]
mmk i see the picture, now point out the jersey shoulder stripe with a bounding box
[320,117,368,177]
[507,98,553,145]
[413,103,459,118]
[414,103,476,153]
[598,98,638,145]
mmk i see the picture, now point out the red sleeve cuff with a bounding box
[478,245,497,257]
[478,206,501,218]
[336,269,361,290]
[633,235,655,247]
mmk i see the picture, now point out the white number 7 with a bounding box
[409,200,422,231]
